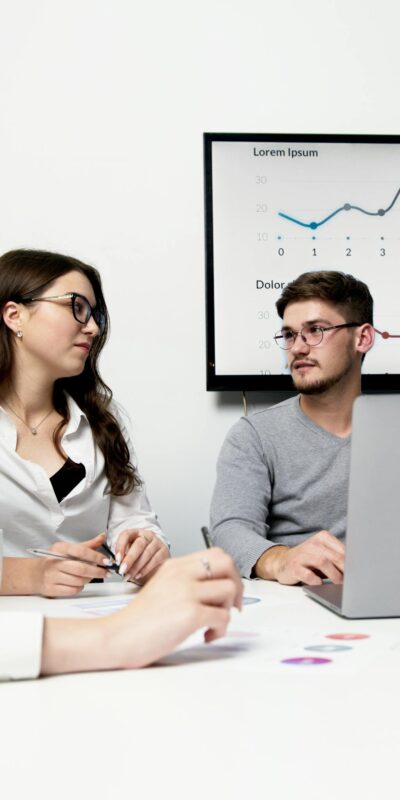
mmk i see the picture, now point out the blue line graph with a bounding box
[278,187,400,230]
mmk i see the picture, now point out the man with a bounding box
[210,271,374,586]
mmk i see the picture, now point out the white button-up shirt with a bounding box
[0,612,43,680]
[0,395,167,557]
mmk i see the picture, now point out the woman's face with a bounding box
[14,270,101,381]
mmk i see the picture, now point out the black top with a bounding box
[50,458,86,502]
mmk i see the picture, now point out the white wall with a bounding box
[0,0,398,553]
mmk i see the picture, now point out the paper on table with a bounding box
[73,593,400,674]
[157,619,400,675]
[72,595,134,617]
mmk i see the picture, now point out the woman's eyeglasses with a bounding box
[16,292,106,333]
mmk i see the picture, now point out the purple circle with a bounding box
[281,656,332,666]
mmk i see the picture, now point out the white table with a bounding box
[1,579,400,800]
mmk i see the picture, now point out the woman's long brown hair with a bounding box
[0,249,139,495]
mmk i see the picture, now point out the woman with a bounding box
[0,249,169,596]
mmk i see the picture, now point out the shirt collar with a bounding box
[0,405,18,447]
[64,394,89,437]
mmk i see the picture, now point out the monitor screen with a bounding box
[204,133,400,390]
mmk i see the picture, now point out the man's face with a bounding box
[282,298,359,395]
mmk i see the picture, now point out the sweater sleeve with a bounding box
[210,417,277,578]
[0,612,44,680]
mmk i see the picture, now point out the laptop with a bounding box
[304,394,400,618]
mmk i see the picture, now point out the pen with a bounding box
[27,548,142,587]
[100,540,120,570]
[201,526,212,548]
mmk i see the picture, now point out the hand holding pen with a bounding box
[28,533,125,598]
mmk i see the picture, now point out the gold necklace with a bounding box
[3,401,54,435]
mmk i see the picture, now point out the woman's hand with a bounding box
[41,548,243,675]
[101,547,243,669]
[37,533,112,598]
[115,529,170,582]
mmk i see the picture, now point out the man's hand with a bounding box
[255,531,345,585]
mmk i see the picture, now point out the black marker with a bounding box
[201,526,212,548]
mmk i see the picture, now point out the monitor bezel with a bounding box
[204,132,400,391]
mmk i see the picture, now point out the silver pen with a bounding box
[27,548,142,587]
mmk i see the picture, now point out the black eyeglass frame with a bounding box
[15,292,106,333]
[273,322,363,350]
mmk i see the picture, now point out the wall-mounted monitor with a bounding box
[204,133,400,391]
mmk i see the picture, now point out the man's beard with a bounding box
[290,352,354,395]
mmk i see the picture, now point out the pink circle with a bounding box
[326,633,370,641]
[281,656,332,666]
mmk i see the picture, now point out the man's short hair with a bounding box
[276,270,373,325]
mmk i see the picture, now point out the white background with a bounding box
[0,0,399,554]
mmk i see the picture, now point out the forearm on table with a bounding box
[41,610,145,675]
[0,557,42,595]
[41,617,118,675]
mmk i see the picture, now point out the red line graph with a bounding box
[374,328,400,339]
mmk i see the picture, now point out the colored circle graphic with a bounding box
[281,656,332,666]
[326,633,370,641]
[305,644,352,653]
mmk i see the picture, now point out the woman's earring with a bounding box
[16,330,23,339]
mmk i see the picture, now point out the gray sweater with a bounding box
[210,396,350,578]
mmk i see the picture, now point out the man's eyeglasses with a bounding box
[274,322,362,350]
[17,292,106,333]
